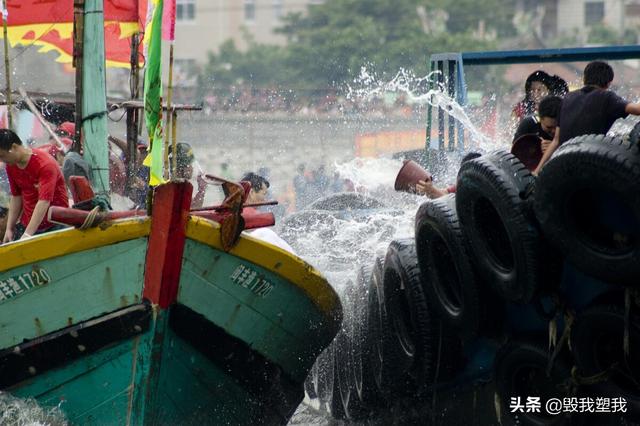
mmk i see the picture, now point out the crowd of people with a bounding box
[0,60,635,243]
[195,87,419,118]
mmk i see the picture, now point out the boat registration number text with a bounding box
[230,265,274,298]
[0,269,52,302]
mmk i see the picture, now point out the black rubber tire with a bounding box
[327,336,347,419]
[494,339,572,426]
[415,194,500,340]
[313,340,336,410]
[335,280,369,421]
[352,264,381,417]
[304,362,318,400]
[368,256,393,400]
[456,151,560,303]
[383,238,442,390]
[570,304,640,419]
[534,135,640,286]
[305,192,386,211]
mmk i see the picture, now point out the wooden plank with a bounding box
[143,182,192,308]
[11,338,138,424]
[82,0,109,193]
[179,239,331,382]
[185,216,342,320]
[0,238,147,348]
[0,219,150,273]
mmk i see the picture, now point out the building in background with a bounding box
[173,0,324,68]
[516,0,640,42]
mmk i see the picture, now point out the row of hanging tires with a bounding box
[305,134,640,425]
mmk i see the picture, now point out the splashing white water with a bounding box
[346,67,500,150]
[0,392,67,426]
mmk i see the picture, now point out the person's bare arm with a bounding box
[534,127,561,175]
[625,103,640,115]
[3,195,22,243]
[416,179,448,199]
[22,200,51,238]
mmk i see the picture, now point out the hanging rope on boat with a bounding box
[81,110,108,123]
[79,206,101,230]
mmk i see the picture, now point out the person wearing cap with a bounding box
[38,137,73,167]
[0,129,68,242]
[168,142,207,208]
[56,122,75,139]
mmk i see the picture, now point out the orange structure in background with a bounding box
[355,130,426,158]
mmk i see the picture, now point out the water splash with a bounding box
[0,392,67,426]
[346,67,498,150]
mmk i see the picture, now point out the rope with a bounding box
[81,110,108,123]
[79,206,101,230]
[546,310,574,377]
[570,365,614,387]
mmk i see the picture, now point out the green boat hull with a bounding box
[0,187,341,425]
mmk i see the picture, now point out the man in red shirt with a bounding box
[0,129,69,242]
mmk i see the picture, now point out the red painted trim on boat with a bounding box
[143,182,193,309]
[48,207,146,226]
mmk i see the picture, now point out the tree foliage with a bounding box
[199,0,517,92]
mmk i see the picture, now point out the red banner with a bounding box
[2,0,147,67]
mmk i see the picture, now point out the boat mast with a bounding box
[73,0,84,152]
[1,0,12,129]
[76,0,110,196]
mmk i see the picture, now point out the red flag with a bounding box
[2,0,148,68]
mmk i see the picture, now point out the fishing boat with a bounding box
[0,1,341,424]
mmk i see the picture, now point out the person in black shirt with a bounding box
[513,95,562,153]
[535,61,640,174]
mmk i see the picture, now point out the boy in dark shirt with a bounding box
[535,61,640,174]
[513,95,562,153]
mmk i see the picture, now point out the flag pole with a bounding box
[1,0,13,129]
[164,42,175,179]
[72,0,85,153]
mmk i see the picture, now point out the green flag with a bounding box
[143,0,165,186]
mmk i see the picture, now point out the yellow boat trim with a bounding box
[0,218,151,273]
[185,217,341,319]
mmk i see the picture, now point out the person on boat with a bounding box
[56,121,75,139]
[416,152,482,199]
[168,142,207,209]
[38,137,73,167]
[0,205,7,241]
[511,70,552,123]
[535,61,640,174]
[0,129,69,242]
[513,95,562,153]
[239,172,295,253]
[240,172,270,213]
[0,191,8,240]
[62,147,91,187]
[129,141,150,209]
